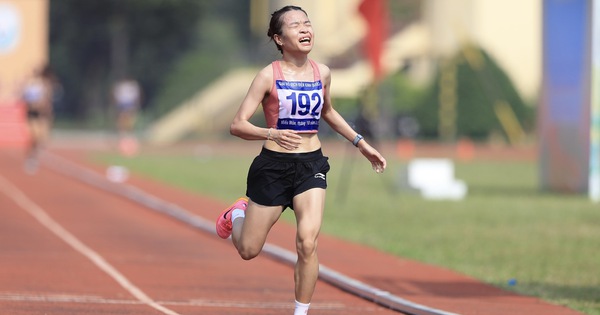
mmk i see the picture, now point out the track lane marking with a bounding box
[0,292,362,311]
[0,175,182,315]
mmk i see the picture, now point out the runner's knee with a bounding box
[296,238,317,260]
[236,242,262,260]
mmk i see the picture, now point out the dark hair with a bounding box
[267,5,308,54]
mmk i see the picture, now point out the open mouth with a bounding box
[299,37,311,44]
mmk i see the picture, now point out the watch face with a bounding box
[0,3,21,54]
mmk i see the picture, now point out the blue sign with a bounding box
[543,0,589,123]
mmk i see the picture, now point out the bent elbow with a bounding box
[230,122,242,137]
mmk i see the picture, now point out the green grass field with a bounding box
[95,143,600,315]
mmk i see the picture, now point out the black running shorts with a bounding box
[246,147,330,210]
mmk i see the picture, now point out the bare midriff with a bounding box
[263,132,322,153]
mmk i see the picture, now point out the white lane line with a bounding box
[173,299,349,310]
[0,175,182,315]
[0,292,141,305]
[0,292,359,311]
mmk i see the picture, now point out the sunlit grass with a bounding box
[94,146,600,315]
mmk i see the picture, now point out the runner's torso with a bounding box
[262,60,323,153]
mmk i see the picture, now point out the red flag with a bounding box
[358,0,388,81]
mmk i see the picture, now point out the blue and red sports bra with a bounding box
[263,60,324,133]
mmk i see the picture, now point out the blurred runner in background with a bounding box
[22,64,59,173]
[112,77,142,156]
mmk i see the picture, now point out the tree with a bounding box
[49,0,206,127]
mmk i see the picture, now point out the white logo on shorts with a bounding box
[314,173,326,180]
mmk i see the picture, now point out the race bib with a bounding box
[276,80,323,132]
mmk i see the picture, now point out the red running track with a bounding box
[0,146,585,315]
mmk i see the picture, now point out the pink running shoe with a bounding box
[216,197,248,239]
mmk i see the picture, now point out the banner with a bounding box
[358,0,388,81]
[539,0,591,193]
[590,0,600,200]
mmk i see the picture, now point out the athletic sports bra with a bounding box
[263,60,323,133]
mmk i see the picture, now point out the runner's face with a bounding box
[277,10,313,54]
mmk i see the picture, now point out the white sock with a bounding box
[294,300,310,315]
[231,209,245,223]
